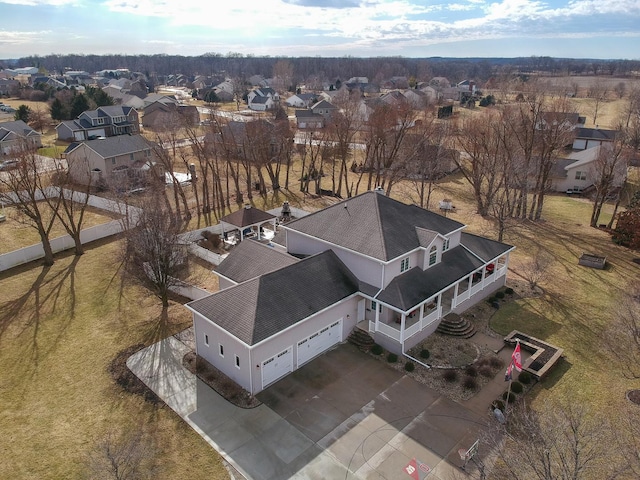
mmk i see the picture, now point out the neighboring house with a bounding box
[142,101,199,129]
[295,100,338,128]
[142,93,178,108]
[247,87,279,111]
[403,89,430,109]
[379,90,409,108]
[56,106,139,142]
[285,93,317,108]
[0,78,20,96]
[32,76,67,89]
[205,118,280,158]
[572,127,618,150]
[0,120,42,155]
[537,112,583,131]
[187,190,513,395]
[550,144,626,193]
[63,134,162,188]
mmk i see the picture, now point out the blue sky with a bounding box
[0,0,639,59]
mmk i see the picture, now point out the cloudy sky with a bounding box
[1,0,639,59]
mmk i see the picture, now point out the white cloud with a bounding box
[0,29,53,44]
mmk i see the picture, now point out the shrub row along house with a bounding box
[186,190,514,395]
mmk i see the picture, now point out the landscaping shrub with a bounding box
[371,344,383,355]
[210,233,222,249]
[387,353,398,363]
[492,400,505,412]
[518,371,532,384]
[490,357,504,368]
[465,365,478,377]
[495,291,505,299]
[511,381,524,394]
[505,287,514,295]
[502,391,516,403]
[443,370,458,382]
[420,348,430,359]
[462,376,478,390]
[404,361,415,372]
[479,366,493,377]
[486,296,495,304]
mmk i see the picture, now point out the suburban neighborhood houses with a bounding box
[1,52,640,480]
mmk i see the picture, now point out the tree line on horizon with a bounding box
[3,54,640,86]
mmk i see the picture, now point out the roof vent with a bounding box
[374,186,385,195]
[244,204,251,209]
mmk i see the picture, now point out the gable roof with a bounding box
[0,120,40,141]
[221,205,276,228]
[66,134,153,158]
[377,246,484,311]
[215,239,298,284]
[284,191,465,262]
[187,250,360,345]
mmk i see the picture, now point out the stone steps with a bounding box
[437,313,476,338]
[347,327,375,350]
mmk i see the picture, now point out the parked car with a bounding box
[0,159,19,171]
[0,105,15,113]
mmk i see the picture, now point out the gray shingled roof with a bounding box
[575,127,618,141]
[215,239,298,284]
[460,232,514,263]
[0,120,39,140]
[187,250,360,345]
[221,205,275,228]
[376,246,484,311]
[80,135,153,158]
[284,191,465,261]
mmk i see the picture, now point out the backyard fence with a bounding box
[0,188,141,272]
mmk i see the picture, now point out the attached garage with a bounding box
[262,347,293,389]
[297,319,342,366]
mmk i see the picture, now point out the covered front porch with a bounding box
[361,251,510,354]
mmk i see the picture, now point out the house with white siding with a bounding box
[187,190,514,395]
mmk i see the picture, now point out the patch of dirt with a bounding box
[109,344,164,406]
[183,352,261,409]
[627,389,640,405]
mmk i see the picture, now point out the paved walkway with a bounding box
[127,337,492,480]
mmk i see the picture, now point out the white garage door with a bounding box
[297,319,342,366]
[262,347,292,389]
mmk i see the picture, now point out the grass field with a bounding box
[0,240,228,480]
[0,203,121,254]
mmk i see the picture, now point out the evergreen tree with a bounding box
[14,104,31,123]
[50,97,67,121]
[69,93,90,118]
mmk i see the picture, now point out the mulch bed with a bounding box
[183,351,261,409]
[109,344,164,406]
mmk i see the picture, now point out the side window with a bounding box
[401,257,410,272]
[204,334,209,346]
[219,344,224,357]
[442,239,450,252]
[429,246,437,266]
[235,355,240,368]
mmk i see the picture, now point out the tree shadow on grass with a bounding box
[0,254,80,384]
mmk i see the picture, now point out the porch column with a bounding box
[400,313,406,343]
[419,303,425,329]
[453,282,459,309]
[374,304,380,332]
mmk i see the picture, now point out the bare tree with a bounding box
[487,401,617,480]
[519,249,552,291]
[589,139,629,227]
[86,428,156,480]
[45,164,92,256]
[454,108,508,217]
[587,78,609,126]
[604,282,640,379]
[272,59,294,92]
[0,141,58,266]
[614,81,627,99]
[122,192,188,308]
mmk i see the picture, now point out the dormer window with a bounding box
[401,257,410,272]
[442,238,450,252]
[429,246,437,266]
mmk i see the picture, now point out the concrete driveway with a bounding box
[128,336,488,480]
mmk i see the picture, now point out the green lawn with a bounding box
[38,145,65,158]
[0,240,228,480]
[489,193,640,415]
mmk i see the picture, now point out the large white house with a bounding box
[187,190,514,395]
